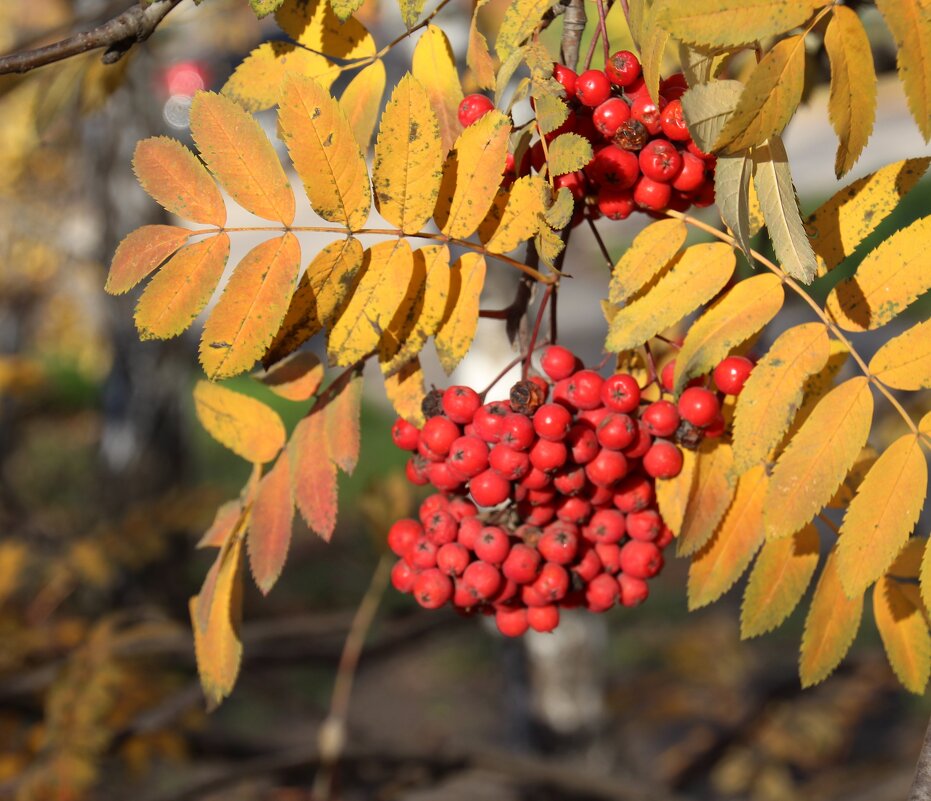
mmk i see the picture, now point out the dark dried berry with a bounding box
[675,419,705,450]
[614,119,648,151]
[510,380,545,415]
[422,388,445,419]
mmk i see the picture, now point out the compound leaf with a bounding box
[222,42,336,112]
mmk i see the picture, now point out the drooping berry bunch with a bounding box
[387,346,754,636]
[457,50,715,221]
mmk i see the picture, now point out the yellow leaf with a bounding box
[836,435,927,597]
[765,377,874,539]
[688,465,768,610]
[606,243,736,353]
[193,380,285,463]
[438,110,511,239]
[222,42,337,113]
[874,577,931,693]
[640,7,669,104]
[276,0,376,61]
[385,356,426,425]
[869,318,931,390]
[653,0,823,48]
[741,524,820,639]
[495,0,557,60]
[328,239,415,367]
[827,446,878,508]
[412,25,464,153]
[257,351,324,402]
[655,447,697,536]
[373,73,444,234]
[190,535,244,707]
[379,245,450,375]
[331,0,364,21]
[875,0,931,140]
[715,36,806,153]
[200,234,302,380]
[673,274,784,393]
[679,79,744,153]
[826,216,931,331]
[435,253,486,374]
[190,92,295,225]
[339,61,386,152]
[922,410,931,436]
[609,219,687,304]
[467,0,496,90]
[779,340,850,449]
[534,93,570,136]
[547,132,593,176]
[485,175,546,254]
[198,500,244,549]
[133,136,226,226]
[279,73,371,230]
[535,222,565,267]
[399,0,427,28]
[753,136,818,283]
[677,441,735,556]
[105,225,190,295]
[804,158,930,273]
[265,237,364,367]
[799,549,863,687]
[920,532,931,611]
[135,234,231,340]
[544,186,575,230]
[824,6,877,177]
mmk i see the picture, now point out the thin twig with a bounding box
[596,0,611,64]
[0,0,183,74]
[524,285,554,379]
[586,216,615,271]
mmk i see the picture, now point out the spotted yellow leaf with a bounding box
[222,42,336,112]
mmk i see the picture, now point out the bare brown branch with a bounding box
[560,0,587,71]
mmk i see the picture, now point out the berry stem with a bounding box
[477,341,551,399]
[586,216,615,272]
[595,0,611,64]
[664,209,929,448]
[524,284,555,380]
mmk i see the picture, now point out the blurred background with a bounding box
[1,1,931,799]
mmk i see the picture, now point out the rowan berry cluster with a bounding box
[387,346,754,637]
[457,50,715,221]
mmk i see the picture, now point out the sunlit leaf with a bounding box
[435,253,486,374]
[257,351,324,402]
[248,451,294,594]
[106,225,190,295]
[485,175,547,253]
[327,370,363,474]
[609,219,687,304]
[276,0,376,61]
[654,0,823,47]
[875,0,931,140]
[874,577,931,693]
[289,407,337,541]
[385,356,426,425]
[496,0,558,60]
[222,42,336,112]
[339,61,386,152]
[677,441,735,556]
[869,318,931,390]
[412,25,464,153]
[547,133,593,176]
[193,381,286,464]
[655,448,698,536]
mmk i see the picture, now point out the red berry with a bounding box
[519,500,557,527]
[458,93,494,127]
[391,559,417,593]
[633,175,672,210]
[660,360,676,393]
[519,466,552,490]
[622,420,653,459]
[630,94,665,135]
[626,509,662,541]
[472,401,510,442]
[584,508,626,544]
[671,151,706,192]
[677,386,720,428]
[407,536,438,569]
[457,517,483,550]
[388,518,422,557]
[555,495,592,524]
[501,413,536,450]
[575,69,612,106]
[426,461,465,492]
[624,75,649,101]
[436,542,470,576]
[588,145,640,188]
[618,573,650,606]
[595,542,621,574]
[541,345,578,381]
[642,400,680,437]
[496,605,530,637]
[596,187,635,220]
[406,455,430,485]
[593,97,631,137]
[573,543,603,582]
[554,170,587,201]
[714,355,754,395]
[660,72,688,95]
[585,448,629,487]
[527,604,560,632]
[529,437,568,473]
[566,369,604,410]
[693,179,716,207]
[597,413,637,450]
[703,413,726,438]
[502,543,542,584]
[441,385,481,424]
[613,474,654,513]
[586,483,615,506]
[533,403,572,441]
[552,465,587,496]
[579,406,611,428]
[639,138,683,183]
[421,415,460,456]
[489,443,531,480]
[474,526,511,564]
[462,560,503,599]
[659,99,691,141]
[601,373,640,413]
[469,469,512,507]
[532,563,570,602]
[687,139,715,161]
[605,50,642,87]
[642,440,684,479]
[447,435,489,478]
[553,63,578,97]
[586,573,620,612]
[619,540,664,579]
[391,418,420,450]
[424,509,458,545]
[539,523,580,564]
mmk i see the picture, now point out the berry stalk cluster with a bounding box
[457,50,716,221]
[387,347,754,636]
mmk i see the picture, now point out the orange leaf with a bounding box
[135,234,231,340]
[326,370,363,475]
[190,91,295,225]
[105,225,190,295]
[133,136,226,226]
[198,499,243,549]
[200,234,301,380]
[257,351,324,402]
[290,408,338,540]
[193,380,286,463]
[874,577,931,693]
[248,451,294,595]
[385,356,426,425]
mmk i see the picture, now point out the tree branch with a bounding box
[910,713,931,801]
[560,0,587,72]
[0,0,184,75]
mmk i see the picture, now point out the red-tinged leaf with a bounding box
[326,370,363,475]
[200,234,302,380]
[133,136,226,226]
[189,91,295,225]
[248,451,294,594]
[290,408,338,540]
[198,499,243,548]
[257,351,324,402]
[105,225,191,295]
[135,234,231,340]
